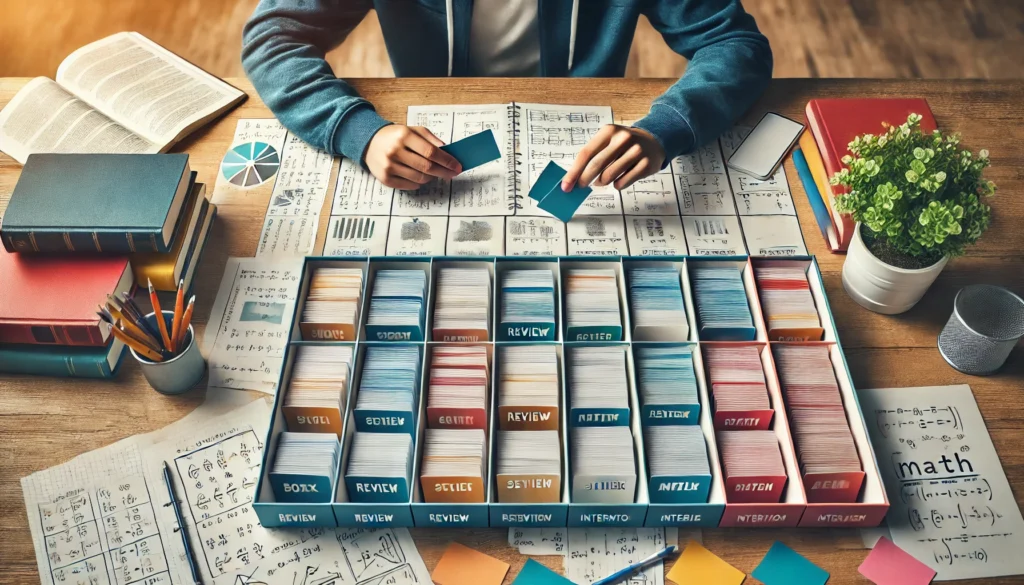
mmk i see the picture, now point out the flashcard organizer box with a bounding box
[254,255,890,530]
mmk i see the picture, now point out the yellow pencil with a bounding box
[149,279,173,352]
[117,319,164,355]
[171,279,185,353]
[174,295,195,351]
[108,323,163,362]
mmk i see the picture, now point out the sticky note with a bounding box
[441,129,501,171]
[513,559,574,585]
[858,537,936,585]
[667,541,745,585]
[432,542,510,585]
[752,541,829,585]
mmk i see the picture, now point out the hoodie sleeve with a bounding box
[242,0,391,162]
[632,0,773,160]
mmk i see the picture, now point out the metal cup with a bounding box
[938,285,1024,375]
[131,311,206,394]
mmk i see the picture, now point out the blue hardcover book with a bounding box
[2,154,193,253]
[0,337,127,378]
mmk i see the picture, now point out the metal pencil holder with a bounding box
[938,284,1024,375]
[132,311,207,394]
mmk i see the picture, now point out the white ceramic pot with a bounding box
[842,224,948,315]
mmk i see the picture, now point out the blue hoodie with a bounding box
[242,0,772,165]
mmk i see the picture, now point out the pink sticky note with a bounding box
[858,537,936,585]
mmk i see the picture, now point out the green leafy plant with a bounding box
[831,113,996,269]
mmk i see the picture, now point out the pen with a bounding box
[162,461,203,585]
[591,545,678,585]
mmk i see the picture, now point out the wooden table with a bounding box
[1,77,1023,584]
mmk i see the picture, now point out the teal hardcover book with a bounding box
[2,153,192,254]
[0,337,127,378]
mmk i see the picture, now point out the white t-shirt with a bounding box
[468,0,541,76]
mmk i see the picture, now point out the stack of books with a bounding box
[795,98,937,252]
[0,153,215,378]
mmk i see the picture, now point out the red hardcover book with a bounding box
[0,251,134,346]
[805,98,937,250]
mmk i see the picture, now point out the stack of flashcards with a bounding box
[269,432,341,504]
[300,267,364,341]
[570,426,637,504]
[365,269,428,341]
[569,346,629,427]
[283,345,354,436]
[704,346,773,430]
[644,426,712,504]
[495,430,562,503]
[499,270,556,341]
[427,345,489,430]
[345,432,414,503]
[691,266,755,341]
[498,345,560,431]
[754,265,824,341]
[717,430,787,503]
[774,345,863,503]
[628,268,689,341]
[564,269,622,341]
[635,346,699,425]
[432,268,491,342]
[419,428,487,504]
[354,345,420,434]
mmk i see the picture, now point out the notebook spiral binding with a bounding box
[507,103,523,212]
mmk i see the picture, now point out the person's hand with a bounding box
[364,125,463,190]
[561,125,665,192]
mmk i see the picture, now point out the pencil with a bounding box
[171,279,184,353]
[149,279,173,352]
[117,320,164,355]
[175,295,195,352]
[104,302,159,348]
[108,323,163,362]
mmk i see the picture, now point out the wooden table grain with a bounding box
[1,77,1023,585]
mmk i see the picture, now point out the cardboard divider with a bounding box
[560,258,631,343]
[358,258,431,342]
[622,257,692,342]
[750,257,830,342]
[298,259,370,342]
[428,257,496,343]
[494,258,561,342]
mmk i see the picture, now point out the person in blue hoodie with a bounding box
[242,0,772,193]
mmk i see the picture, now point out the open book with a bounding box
[0,32,245,164]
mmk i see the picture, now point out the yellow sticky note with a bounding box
[667,541,745,585]
[432,542,510,585]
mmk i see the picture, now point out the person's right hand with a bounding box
[364,125,462,189]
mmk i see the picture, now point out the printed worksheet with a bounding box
[566,215,629,256]
[859,385,1024,581]
[505,217,568,256]
[621,171,680,216]
[682,215,747,256]
[626,215,688,256]
[211,119,288,207]
[324,215,391,256]
[446,216,505,256]
[740,215,808,256]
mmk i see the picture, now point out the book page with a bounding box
[55,32,244,148]
[0,77,157,165]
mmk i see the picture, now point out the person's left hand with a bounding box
[561,124,666,192]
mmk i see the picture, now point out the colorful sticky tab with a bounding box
[513,559,574,585]
[432,542,511,585]
[528,161,592,222]
[441,129,502,171]
[666,541,745,585]
[752,542,829,585]
[858,537,936,585]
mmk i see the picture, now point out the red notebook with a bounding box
[0,251,134,346]
[805,98,937,250]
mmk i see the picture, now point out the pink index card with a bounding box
[858,537,936,585]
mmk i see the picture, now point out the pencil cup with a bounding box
[132,311,206,394]
[938,285,1024,376]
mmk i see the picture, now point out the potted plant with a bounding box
[832,113,996,315]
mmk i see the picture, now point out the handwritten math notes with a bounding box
[859,384,1024,581]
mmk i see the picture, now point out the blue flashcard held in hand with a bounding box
[440,129,501,171]
[753,541,830,585]
[529,161,568,202]
[528,161,591,222]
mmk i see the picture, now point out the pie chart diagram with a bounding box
[221,142,280,187]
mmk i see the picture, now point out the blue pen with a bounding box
[163,461,203,585]
[591,545,678,585]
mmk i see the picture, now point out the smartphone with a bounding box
[726,112,805,180]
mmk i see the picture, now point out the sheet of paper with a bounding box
[336,527,432,585]
[513,559,574,585]
[859,537,937,585]
[324,215,391,256]
[331,157,396,215]
[257,133,335,257]
[203,258,302,394]
[621,171,681,216]
[676,173,735,216]
[509,528,567,556]
[859,384,1024,581]
[740,215,808,256]
[682,215,747,256]
[446,216,505,255]
[566,215,629,256]
[666,541,744,585]
[211,119,288,206]
[752,541,828,585]
[386,216,448,256]
[626,215,688,256]
[506,217,568,256]
[565,528,666,585]
[432,542,510,585]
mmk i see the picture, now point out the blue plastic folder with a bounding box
[512,560,574,585]
[752,542,829,585]
[441,129,502,171]
[528,161,592,223]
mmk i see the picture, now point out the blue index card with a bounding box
[752,542,829,585]
[528,161,592,222]
[440,129,501,171]
[513,559,574,585]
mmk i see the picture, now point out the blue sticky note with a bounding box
[512,560,574,585]
[752,542,829,585]
[440,129,501,171]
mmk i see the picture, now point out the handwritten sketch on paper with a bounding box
[565,528,668,585]
[505,217,568,256]
[858,384,1024,581]
[324,215,391,257]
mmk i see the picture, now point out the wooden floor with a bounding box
[2,0,1023,80]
